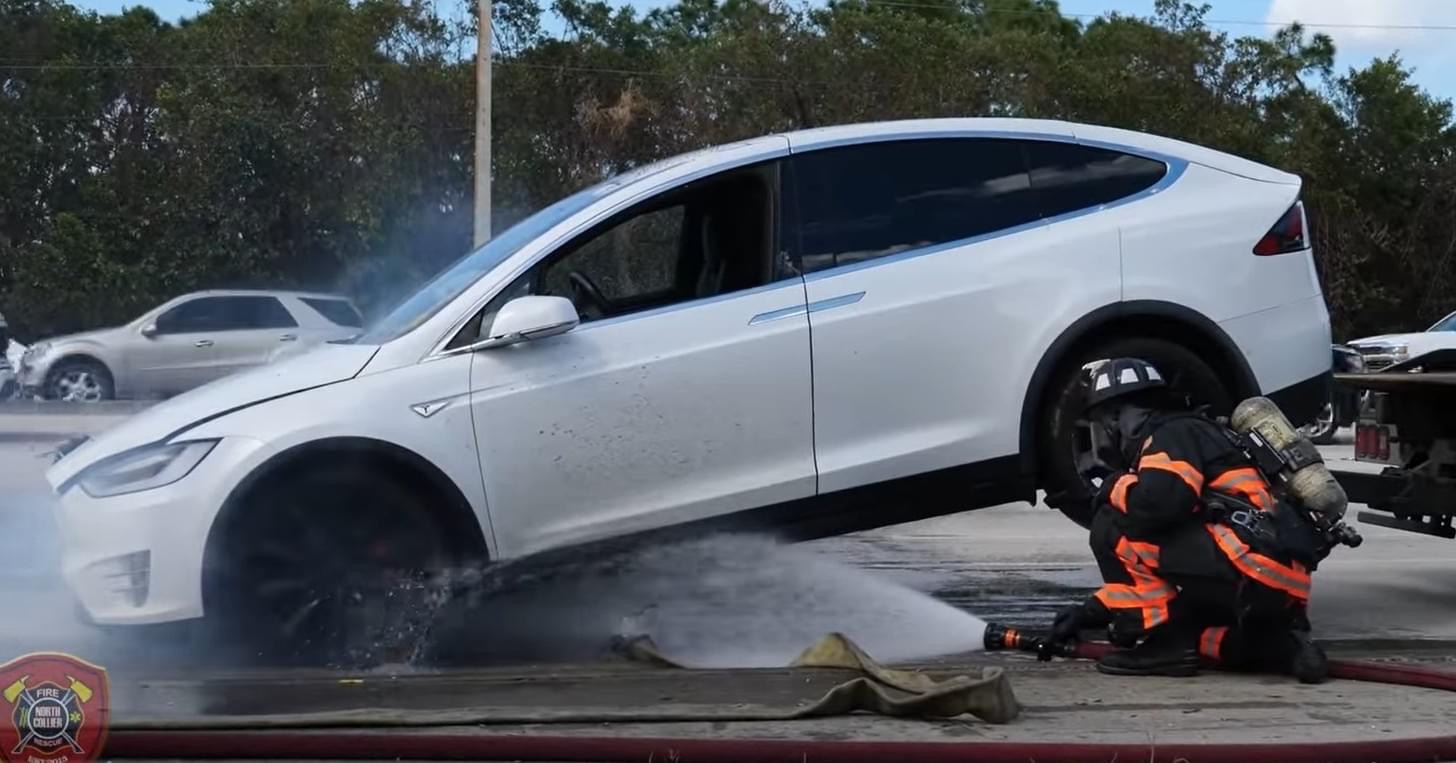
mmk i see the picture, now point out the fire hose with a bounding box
[105,624,1456,763]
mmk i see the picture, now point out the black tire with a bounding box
[1037,337,1233,528]
[204,464,459,669]
[46,358,114,402]
[1300,400,1339,445]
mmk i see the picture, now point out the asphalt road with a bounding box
[1,429,1451,677]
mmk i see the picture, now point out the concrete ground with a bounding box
[2,409,1454,747]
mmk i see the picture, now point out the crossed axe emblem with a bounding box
[3,674,95,754]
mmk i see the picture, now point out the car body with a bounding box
[43,118,1331,640]
[19,290,364,402]
[1347,310,1456,371]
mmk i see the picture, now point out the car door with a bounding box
[204,295,304,380]
[128,296,230,395]
[462,158,817,557]
[788,136,1125,494]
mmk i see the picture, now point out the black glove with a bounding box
[1076,450,1114,483]
[1093,471,1133,509]
[1050,603,1088,644]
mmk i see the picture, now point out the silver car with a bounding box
[18,290,364,402]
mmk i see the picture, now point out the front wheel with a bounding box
[46,358,114,402]
[1037,337,1233,528]
[204,465,458,669]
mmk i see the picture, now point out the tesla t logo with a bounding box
[0,653,109,763]
[411,401,449,418]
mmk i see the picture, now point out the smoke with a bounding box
[1,436,989,673]
[0,441,115,663]
[418,534,988,670]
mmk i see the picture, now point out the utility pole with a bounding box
[473,0,492,246]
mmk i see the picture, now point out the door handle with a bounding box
[279,333,298,342]
[807,291,867,315]
[194,339,214,348]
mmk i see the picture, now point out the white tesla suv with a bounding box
[45,118,1332,663]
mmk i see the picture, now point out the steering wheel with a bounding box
[568,271,609,321]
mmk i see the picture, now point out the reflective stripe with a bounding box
[1209,467,1275,511]
[1123,539,1161,571]
[1200,626,1228,661]
[1093,538,1174,629]
[1206,524,1312,600]
[1139,451,1205,494]
[1209,467,1261,490]
[1110,473,1137,513]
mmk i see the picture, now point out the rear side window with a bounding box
[302,297,364,327]
[790,138,1042,272]
[1024,142,1168,218]
[228,296,298,329]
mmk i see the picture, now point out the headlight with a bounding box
[1389,344,1410,360]
[75,440,218,498]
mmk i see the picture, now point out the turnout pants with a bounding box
[1087,506,1313,670]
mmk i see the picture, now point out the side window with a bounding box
[301,297,364,327]
[1024,141,1168,218]
[540,204,687,311]
[231,296,298,329]
[454,160,783,346]
[790,138,1041,273]
[154,296,297,333]
[154,297,230,334]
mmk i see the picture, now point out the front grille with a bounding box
[1355,348,1399,371]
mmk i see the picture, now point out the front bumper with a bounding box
[54,436,264,625]
[16,355,52,393]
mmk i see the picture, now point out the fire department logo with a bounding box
[0,653,109,763]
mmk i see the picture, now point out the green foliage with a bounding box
[1,0,1453,340]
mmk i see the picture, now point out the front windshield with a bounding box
[353,187,611,345]
[1428,312,1456,332]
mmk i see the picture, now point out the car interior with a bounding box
[452,162,782,348]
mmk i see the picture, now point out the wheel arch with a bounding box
[1017,300,1261,476]
[201,436,491,602]
[45,352,114,383]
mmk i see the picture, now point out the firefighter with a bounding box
[1049,357,1329,683]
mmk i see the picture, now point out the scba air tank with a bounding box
[1230,396,1349,520]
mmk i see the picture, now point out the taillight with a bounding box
[1354,424,1392,461]
[1253,200,1307,256]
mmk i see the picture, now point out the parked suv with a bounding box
[20,290,363,402]
[45,118,1332,664]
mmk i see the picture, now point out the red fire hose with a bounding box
[105,639,1456,763]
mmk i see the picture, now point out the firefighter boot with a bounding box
[1096,625,1201,677]
[1287,629,1329,684]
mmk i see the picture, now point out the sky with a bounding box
[72,0,1456,99]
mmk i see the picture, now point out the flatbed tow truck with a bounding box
[1331,349,1456,540]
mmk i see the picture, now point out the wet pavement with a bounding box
[3,429,1455,676]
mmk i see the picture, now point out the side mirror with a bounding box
[479,296,580,350]
[140,323,159,338]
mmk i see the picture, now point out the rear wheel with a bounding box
[204,465,459,669]
[1299,400,1339,445]
[1037,337,1232,528]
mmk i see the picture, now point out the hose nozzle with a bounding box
[983,622,1079,661]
